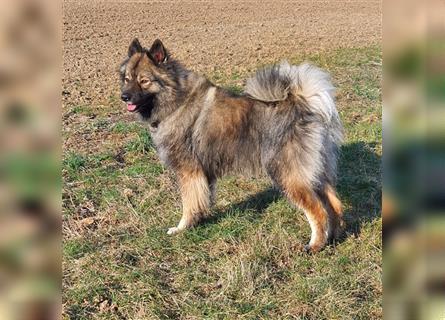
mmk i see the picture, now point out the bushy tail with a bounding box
[245,61,343,145]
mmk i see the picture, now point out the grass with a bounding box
[62,45,382,319]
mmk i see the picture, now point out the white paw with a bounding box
[167,227,183,235]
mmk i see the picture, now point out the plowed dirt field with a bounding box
[63,0,381,107]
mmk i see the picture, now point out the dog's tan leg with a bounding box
[283,182,329,252]
[167,169,210,235]
[320,184,344,240]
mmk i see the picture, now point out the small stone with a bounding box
[123,188,133,197]
[80,217,95,226]
[99,300,109,312]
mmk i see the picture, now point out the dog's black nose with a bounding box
[121,93,131,102]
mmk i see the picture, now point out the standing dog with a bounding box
[119,38,343,252]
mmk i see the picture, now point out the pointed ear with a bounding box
[149,39,168,65]
[128,38,143,57]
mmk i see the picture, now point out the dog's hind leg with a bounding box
[283,181,329,252]
[266,159,328,252]
[167,168,210,235]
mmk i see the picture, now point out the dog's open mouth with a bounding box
[124,96,155,119]
[126,103,138,112]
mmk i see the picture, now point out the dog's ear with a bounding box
[128,38,143,57]
[148,39,168,65]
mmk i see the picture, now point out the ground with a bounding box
[62,1,382,319]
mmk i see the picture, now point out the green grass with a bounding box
[62,45,382,319]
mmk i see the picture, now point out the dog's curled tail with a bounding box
[245,61,338,124]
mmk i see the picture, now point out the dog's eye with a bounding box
[124,77,130,83]
[140,79,150,85]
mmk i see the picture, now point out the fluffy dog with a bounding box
[119,38,343,252]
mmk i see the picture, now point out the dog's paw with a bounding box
[167,227,183,235]
[303,244,323,254]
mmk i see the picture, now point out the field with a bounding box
[62,1,382,319]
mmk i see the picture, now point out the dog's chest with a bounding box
[155,144,170,166]
[151,132,170,166]
[151,128,185,169]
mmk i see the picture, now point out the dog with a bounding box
[119,38,344,252]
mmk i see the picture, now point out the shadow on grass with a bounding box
[202,141,381,240]
[337,141,382,237]
[202,188,282,226]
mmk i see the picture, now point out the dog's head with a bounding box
[119,38,171,119]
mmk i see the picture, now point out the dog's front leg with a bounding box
[167,169,210,235]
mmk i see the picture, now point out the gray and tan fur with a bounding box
[119,38,344,252]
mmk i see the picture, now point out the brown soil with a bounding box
[62,0,381,108]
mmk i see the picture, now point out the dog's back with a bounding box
[186,62,343,188]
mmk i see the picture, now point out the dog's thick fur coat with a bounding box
[119,39,343,252]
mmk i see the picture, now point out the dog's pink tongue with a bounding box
[127,104,137,112]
